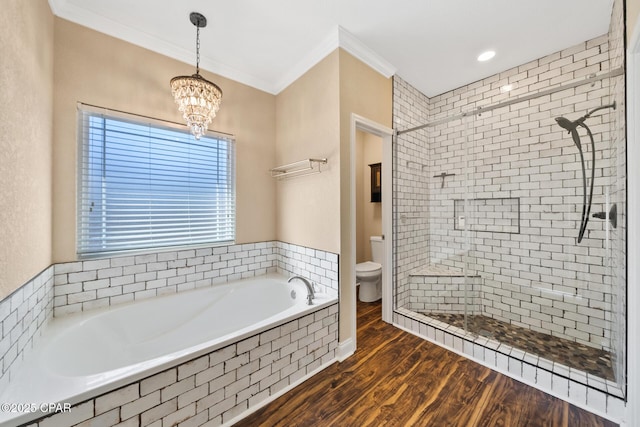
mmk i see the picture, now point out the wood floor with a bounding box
[234,300,618,427]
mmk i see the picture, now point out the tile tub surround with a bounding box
[393,310,625,423]
[0,266,53,397]
[393,33,622,352]
[25,303,339,427]
[53,241,339,316]
[0,240,338,424]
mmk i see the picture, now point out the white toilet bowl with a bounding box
[356,261,382,302]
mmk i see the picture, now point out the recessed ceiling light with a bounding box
[477,51,496,62]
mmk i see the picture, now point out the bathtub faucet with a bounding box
[288,276,315,305]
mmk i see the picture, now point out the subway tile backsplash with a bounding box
[0,266,54,395]
[53,241,339,316]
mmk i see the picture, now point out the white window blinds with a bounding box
[77,105,235,256]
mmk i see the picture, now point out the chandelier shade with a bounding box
[170,12,222,139]
[170,73,222,140]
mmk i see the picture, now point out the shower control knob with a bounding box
[591,203,617,229]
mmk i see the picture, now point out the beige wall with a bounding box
[356,131,382,263]
[630,0,640,43]
[274,49,391,343]
[275,51,341,253]
[0,0,54,299]
[52,19,277,263]
[339,49,393,341]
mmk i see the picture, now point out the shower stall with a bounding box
[392,2,626,400]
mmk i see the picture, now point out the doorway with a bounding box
[349,114,393,355]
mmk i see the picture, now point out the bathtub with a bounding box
[0,273,338,426]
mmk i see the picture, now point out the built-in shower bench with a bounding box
[408,264,482,314]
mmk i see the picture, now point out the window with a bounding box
[77,105,235,256]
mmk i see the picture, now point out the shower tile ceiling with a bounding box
[48,0,614,97]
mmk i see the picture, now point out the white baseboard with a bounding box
[337,338,355,361]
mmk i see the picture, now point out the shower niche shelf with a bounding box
[270,158,328,180]
[453,197,520,234]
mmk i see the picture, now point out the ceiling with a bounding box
[48,0,614,97]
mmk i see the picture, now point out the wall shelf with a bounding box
[270,158,327,180]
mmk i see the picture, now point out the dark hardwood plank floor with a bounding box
[234,300,618,427]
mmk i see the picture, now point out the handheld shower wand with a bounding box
[554,102,616,243]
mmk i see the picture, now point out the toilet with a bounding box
[356,236,383,302]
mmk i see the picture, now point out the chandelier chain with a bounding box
[196,25,200,75]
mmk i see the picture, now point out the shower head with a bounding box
[554,116,578,132]
[555,116,583,150]
[554,102,616,150]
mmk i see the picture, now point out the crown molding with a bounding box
[47,0,274,94]
[48,2,397,95]
[47,0,66,15]
[271,28,341,94]
[337,26,396,78]
[273,26,397,94]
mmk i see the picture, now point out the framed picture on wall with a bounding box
[370,163,381,203]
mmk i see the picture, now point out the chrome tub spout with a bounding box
[288,276,315,305]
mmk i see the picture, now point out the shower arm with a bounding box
[580,102,616,122]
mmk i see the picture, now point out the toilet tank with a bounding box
[370,236,384,265]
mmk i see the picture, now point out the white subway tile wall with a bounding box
[393,75,431,312]
[276,242,339,296]
[30,303,338,426]
[408,274,482,314]
[53,242,339,316]
[0,267,53,396]
[394,32,622,351]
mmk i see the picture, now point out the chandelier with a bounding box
[170,12,222,140]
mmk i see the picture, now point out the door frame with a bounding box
[349,114,394,349]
